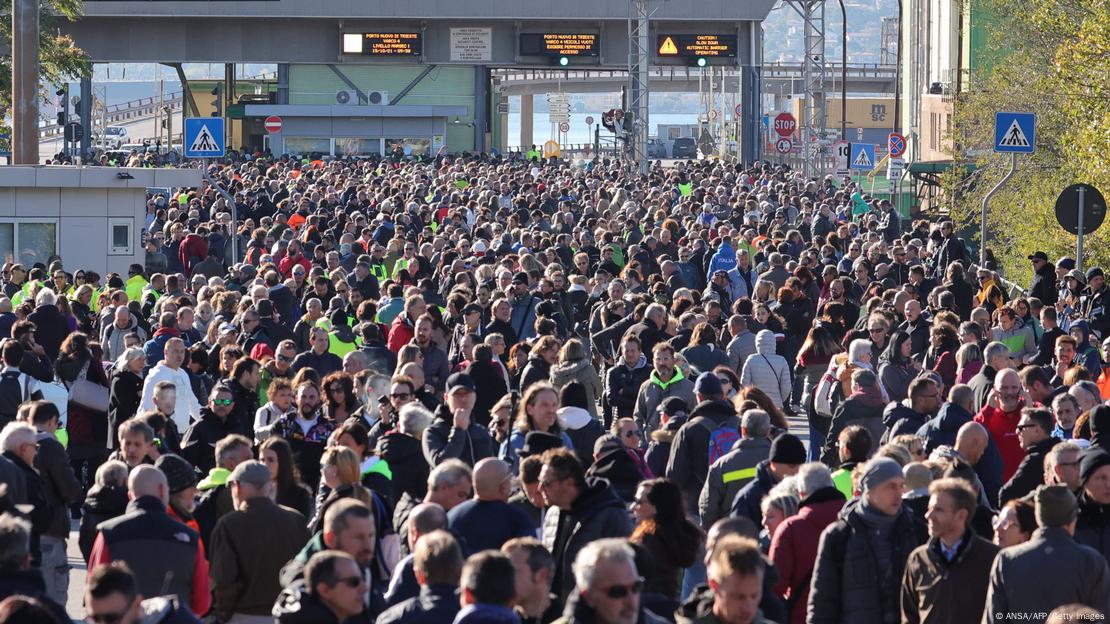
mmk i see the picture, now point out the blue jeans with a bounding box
[39,536,69,607]
[681,561,707,602]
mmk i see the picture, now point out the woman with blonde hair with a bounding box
[549,338,603,419]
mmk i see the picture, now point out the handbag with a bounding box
[68,359,110,414]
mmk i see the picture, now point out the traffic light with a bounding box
[558,56,569,67]
[695,57,707,68]
[55,87,67,126]
[210,84,223,117]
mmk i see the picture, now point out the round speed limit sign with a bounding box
[559,122,570,133]
[585,116,595,125]
[775,137,793,154]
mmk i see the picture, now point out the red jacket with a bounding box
[277,253,311,278]
[178,234,208,277]
[388,314,415,353]
[770,487,846,624]
[975,403,1026,482]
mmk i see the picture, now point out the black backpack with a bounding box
[0,370,26,427]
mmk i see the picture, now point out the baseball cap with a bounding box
[218,322,236,336]
[445,372,476,394]
[1056,257,1076,270]
[1027,251,1049,262]
[229,460,272,486]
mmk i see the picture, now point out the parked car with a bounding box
[671,137,697,159]
[99,125,129,149]
[647,138,668,159]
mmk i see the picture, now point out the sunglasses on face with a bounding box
[212,398,232,406]
[603,578,645,599]
[622,430,640,439]
[332,576,364,589]
[391,392,411,400]
[277,354,294,363]
[87,611,130,624]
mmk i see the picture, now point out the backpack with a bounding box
[0,370,27,425]
[698,414,741,465]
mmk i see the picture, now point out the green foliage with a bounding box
[945,0,1110,286]
[0,0,92,112]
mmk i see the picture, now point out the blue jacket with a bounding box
[454,603,521,624]
[706,242,737,278]
[500,428,574,474]
[510,293,541,343]
[378,584,460,624]
[730,459,777,527]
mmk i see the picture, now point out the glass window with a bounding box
[282,137,331,157]
[18,223,55,267]
[386,138,430,156]
[335,138,381,157]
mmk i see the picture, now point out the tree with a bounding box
[944,0,1110,286]
[0,0,91,113]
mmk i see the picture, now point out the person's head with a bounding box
[612,418,641,450]
[472,457,513,502]
[1046,442,1082,491]
[407,502,448,550]
[323,499,376,568]
[1080,448,1110,505]
[652,342,676,377]
[259,436,298,489]
[994,498,1037,547]
[154,453,198,514]
[116,419,155,467]
[163,337,185,369]
[426,459,473,511]
[24,400,60,434]
[127,464,169,505]
[502,537,555,616]
[1034,484,1079,533]
[0,513,31,572]
[517,382,560,433]
[1056,334,1077,366]
[955,421,989,464]
[908,376,941,417]
[412,529,464,588]
[215,434,253,470]
[226,459,273,508]
[768,434,806,481]
[460,550,517,608]
[305,551,367,621]
[706,535,765,624]
[85,563,144,624]
[838,425,873,465]
[207,382,235,421]
[296,381,321,416]
[620,336,642,367]
[1017,407,1053,450]
[540,447,586,511]
[925,477,976,543]
[993,368,1022,412]
[983,341,1011,371]
[860,457,905,516]
[320,445,361,490]
[574,538,642,624]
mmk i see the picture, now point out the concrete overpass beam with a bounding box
[520,94,533,150]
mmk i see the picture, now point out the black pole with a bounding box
[894,0,903,134]
[839,0,847,141]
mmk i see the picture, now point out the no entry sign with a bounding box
[264,116,283,134]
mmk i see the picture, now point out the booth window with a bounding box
[108,218,133,256]
[336,138,381,157]
[283,137,332,157]
[0,222,58,268]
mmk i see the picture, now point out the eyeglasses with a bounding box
[390,392,411,400]
[87,611,130,624]
[277,354,294,363]
[333,575,364,589]
[602,578,645,599]
[212,398,233,406]
[622,430,640,439]
[1016,423,1038,431]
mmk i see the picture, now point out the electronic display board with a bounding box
[519,33,600,57]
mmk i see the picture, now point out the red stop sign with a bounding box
[264,116,283,134]
[773,112,797,137]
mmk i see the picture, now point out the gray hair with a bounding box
[848,339,872,363]
[1052,393,1080,413]
[573,538,637,592]
[114,346,147,371]
[0,422,35,454]
[35,288,56,307]
[399,404,435,439]
[760,478,800,518]
[741,409,771,438]
[428,459,472,492]
[982,341,1011,365]
[0,513,31,568]
[795,463,834,498]
[95,460,129,488]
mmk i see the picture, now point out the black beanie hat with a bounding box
[560,381,590,411]
[1080,447,1110,486]
[769,433,807,465]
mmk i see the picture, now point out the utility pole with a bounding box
[628,0,653,174]
[12,0,40,164]
[838,0,847,142]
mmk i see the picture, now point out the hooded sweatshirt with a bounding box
[740,330,791,407]
[706,241,738,277]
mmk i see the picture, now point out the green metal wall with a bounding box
[288,64,477,151]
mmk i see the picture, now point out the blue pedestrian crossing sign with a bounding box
[184,118,225,158]
[994,112,1035,154]
[849,142,875,170]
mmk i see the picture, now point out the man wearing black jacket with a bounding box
[1028,251,1059,307]
[998,408,1058,505]
[665,372,738,517]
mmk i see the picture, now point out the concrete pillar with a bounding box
[498,97,509,152]
[474,65,489,153]
[520,94,534,151]
[80,76,92,161]
[12,0,40,164]
[743,66,762,165]
[277,63,290,105]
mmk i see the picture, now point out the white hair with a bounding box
[35,289,56,307]
[95,460,129,488]
[573,538,637,592]
[848,339,872,363]
[114,346,146,371]
[399,403,434,439]
[0,422,35,454]
[795,463,835,498]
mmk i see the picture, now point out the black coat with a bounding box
[28,304,67,360]
[377,432,430,506]
[108,368,144,449]
[822,394,886,466]
[998,437,1058,505]
[79,483,129,562]
[181,408,238,475]
[1030,263,1059,307]
[604,359,652,424]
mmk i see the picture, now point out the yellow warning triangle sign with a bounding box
[659,37,678,55]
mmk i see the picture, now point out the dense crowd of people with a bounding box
[0,151,1109,624]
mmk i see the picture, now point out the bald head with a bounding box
[400,362,425,387]
[955,421,989,464]
[473,458,512,502]
[993,368,1022,411]
[408,502,448,546]
[128,465,168,504]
